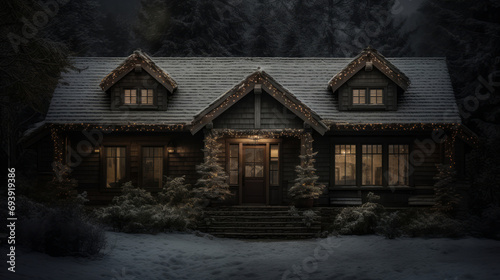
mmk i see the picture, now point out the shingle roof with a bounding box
[45,57,461,127]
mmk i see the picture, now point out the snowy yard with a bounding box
[3,232,500,280]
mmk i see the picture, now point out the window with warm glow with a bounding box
[362,145,383,185]
[124,89,137,104]
[335,145,356,185]
[352,89,366,104]
[229,144,239,185]
[369,89,384,104]
[105,147,126,188]
[388,145,409,186]
[141,89,154,105]
[352,88,384,105]
[270,144,279,186]
[142,147,163,188]
[123,88,155,105]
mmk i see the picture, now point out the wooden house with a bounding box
[25,47,475,207]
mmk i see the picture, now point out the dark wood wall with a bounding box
[338,68,398,111]
[213,91,303,129]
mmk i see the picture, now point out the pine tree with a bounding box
[432,164,461,215]
[195,134,232,202]
[288,136,325,200]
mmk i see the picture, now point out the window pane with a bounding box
[230,145,239,157]
[389,145,409,186]
[106,147,126,188]
[142,147,163,188]
[245,164,254,177]
[362,145,382,185]
[335,145,356,185]
[124,89,137,104]
[255,165,264,177]
[369,89,383,105]
[229,171,238,185]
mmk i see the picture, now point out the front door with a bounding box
[242,145,266,204]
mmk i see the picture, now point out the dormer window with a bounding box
[352,88,384,106]
[141,89,154,105]
[122,88,155,106]
[124,89,137,104]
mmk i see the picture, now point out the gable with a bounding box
[99,50,177,93]
[213,91,303,130]
[328,47,410,93]
[190,71,327,135]
[109,70,170,111]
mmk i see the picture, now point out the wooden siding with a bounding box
[260,93,303,129]
[213,91,303,130]
[109,70,169,111]
[338,68,397,111]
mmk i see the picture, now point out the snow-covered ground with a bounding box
[3,232,500,280]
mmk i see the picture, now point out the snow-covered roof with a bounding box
[45,57,461,127]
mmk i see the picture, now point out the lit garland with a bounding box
[328,47,411,92]
[192,71,322,130]
[209,128,309,140]
[99,50,178,91]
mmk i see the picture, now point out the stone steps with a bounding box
[200,206,321,239]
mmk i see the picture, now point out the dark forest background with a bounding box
[1,0,499,205]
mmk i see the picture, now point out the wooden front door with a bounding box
[242,145,266,204]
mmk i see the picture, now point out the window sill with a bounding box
[118,105,158,110]
[329,185,412,191]
[347,105,387,111]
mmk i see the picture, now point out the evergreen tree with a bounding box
[288,136,325,200]
[195,134,232,202]
[1,0,70,169]
[432,164,461,215]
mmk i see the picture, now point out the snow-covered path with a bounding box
[3,232,500,280]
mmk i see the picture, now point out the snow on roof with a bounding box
[45,57,461,126]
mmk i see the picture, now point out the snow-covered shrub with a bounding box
[302,210,317,228]
[403,211,464,238]
[466,205,500,239]
[376,211,402,239]
[332,192,384,235]
[288,206,299,216]
[158,176,192,207]
[96,180,199,233]
[17,195,106,257]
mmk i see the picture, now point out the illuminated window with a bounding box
[123,89,154,105]
[141,89,154,105]
[229,144,239,185]
[142,147,163,188]
[362,145,383,185]
[388,145,409,186]
[352,89,366,104]
[105,147,126,188]
[124,89,137,104]
[352,88,384,105]
[270,144,279,186]
[369,89,384,104]
[335,145,356,185]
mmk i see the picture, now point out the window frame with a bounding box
[101,145,130,190]
[120,87,157,109]
[140,146,166,189]
[349,87,386,110]
[331,140,412,189]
